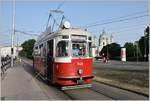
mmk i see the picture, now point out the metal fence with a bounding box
[1,55,11,75]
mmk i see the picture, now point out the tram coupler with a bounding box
[77,77,83,84]
[61,84,92,90]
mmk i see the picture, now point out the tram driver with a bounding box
[72,44,80,56]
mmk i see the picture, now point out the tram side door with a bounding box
[47,40,54,81]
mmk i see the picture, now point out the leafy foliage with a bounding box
[100,42,121,58]
[138,26,149,60]
[19,39,36,59]
[124,42,136,57]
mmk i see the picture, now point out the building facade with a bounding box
[98,29,114,53]
[91,36,98,58]
[0,46,22,58]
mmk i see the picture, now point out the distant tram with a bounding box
[33,21,94,90]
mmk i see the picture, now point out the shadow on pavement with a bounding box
[21,62,60,89]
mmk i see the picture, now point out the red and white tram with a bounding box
[33,22,94,89]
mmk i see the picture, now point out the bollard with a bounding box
[121,48,126,62]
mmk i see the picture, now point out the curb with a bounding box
[94,76,149,97]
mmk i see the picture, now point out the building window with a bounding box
[103,42,105,45]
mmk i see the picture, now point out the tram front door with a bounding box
[47,40,54,82]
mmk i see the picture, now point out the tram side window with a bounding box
[56,41,69,57]
[39,44,43,56]
[89,42,92,57]
[34,46,39,56]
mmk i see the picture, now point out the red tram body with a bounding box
[33,27,94,89]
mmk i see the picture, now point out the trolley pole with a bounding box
[11,0,15,67]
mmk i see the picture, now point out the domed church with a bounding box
[98,29,114,53]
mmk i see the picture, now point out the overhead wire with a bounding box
[91,25,145,34]
[84,14,148,28]
[110,25,146,34]
[0,30,11,34]
[15,30,39,36]
[56,1,65,10]
[91,22,147,32]
[89,24,147,37]
[108,23,147,33]
[81,10,148,28]
[92,10,148,25]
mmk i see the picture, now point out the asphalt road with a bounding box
[94,60,149,71]
[21,59,148,100]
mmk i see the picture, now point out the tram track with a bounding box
[62,87,114,100]
[91,82,148,100]
[89,87,116,100]
[62,81,148,100]
[22,58,149,100]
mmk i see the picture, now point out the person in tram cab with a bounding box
[72,44,80,56]
[78,46,83,56]
[62,49,68,57]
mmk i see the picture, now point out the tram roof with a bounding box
[35,28,91,45]
[56,28,91,36]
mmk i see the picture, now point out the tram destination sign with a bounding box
[71,35,86,40]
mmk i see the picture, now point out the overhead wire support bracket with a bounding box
[46,13,52,30]
[59,15,65,29]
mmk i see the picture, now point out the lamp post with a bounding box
[106,39,109,60]
[11,0,15,67]
[144,31,147,59]
[135,41,139,63]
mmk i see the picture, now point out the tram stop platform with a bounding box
[1,63,49,100]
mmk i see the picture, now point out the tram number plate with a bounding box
[77,80,83,84]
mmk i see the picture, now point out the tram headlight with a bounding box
[78,69,83,75]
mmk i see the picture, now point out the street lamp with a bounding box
[144,31,147,59]
[106,39,109,60]
[134,41,139,63]
[11,0,15,67]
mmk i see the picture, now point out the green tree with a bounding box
[19,39,36,59]
[124,42,136,57]
[100,42,121,58]
[138,26,149,59]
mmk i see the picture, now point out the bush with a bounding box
[109,56,148,61]
[110,56,121,61]
[126,57,148,61]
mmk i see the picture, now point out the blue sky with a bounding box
[0,0,149,46]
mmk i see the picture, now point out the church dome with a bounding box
[99,29,109,40]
